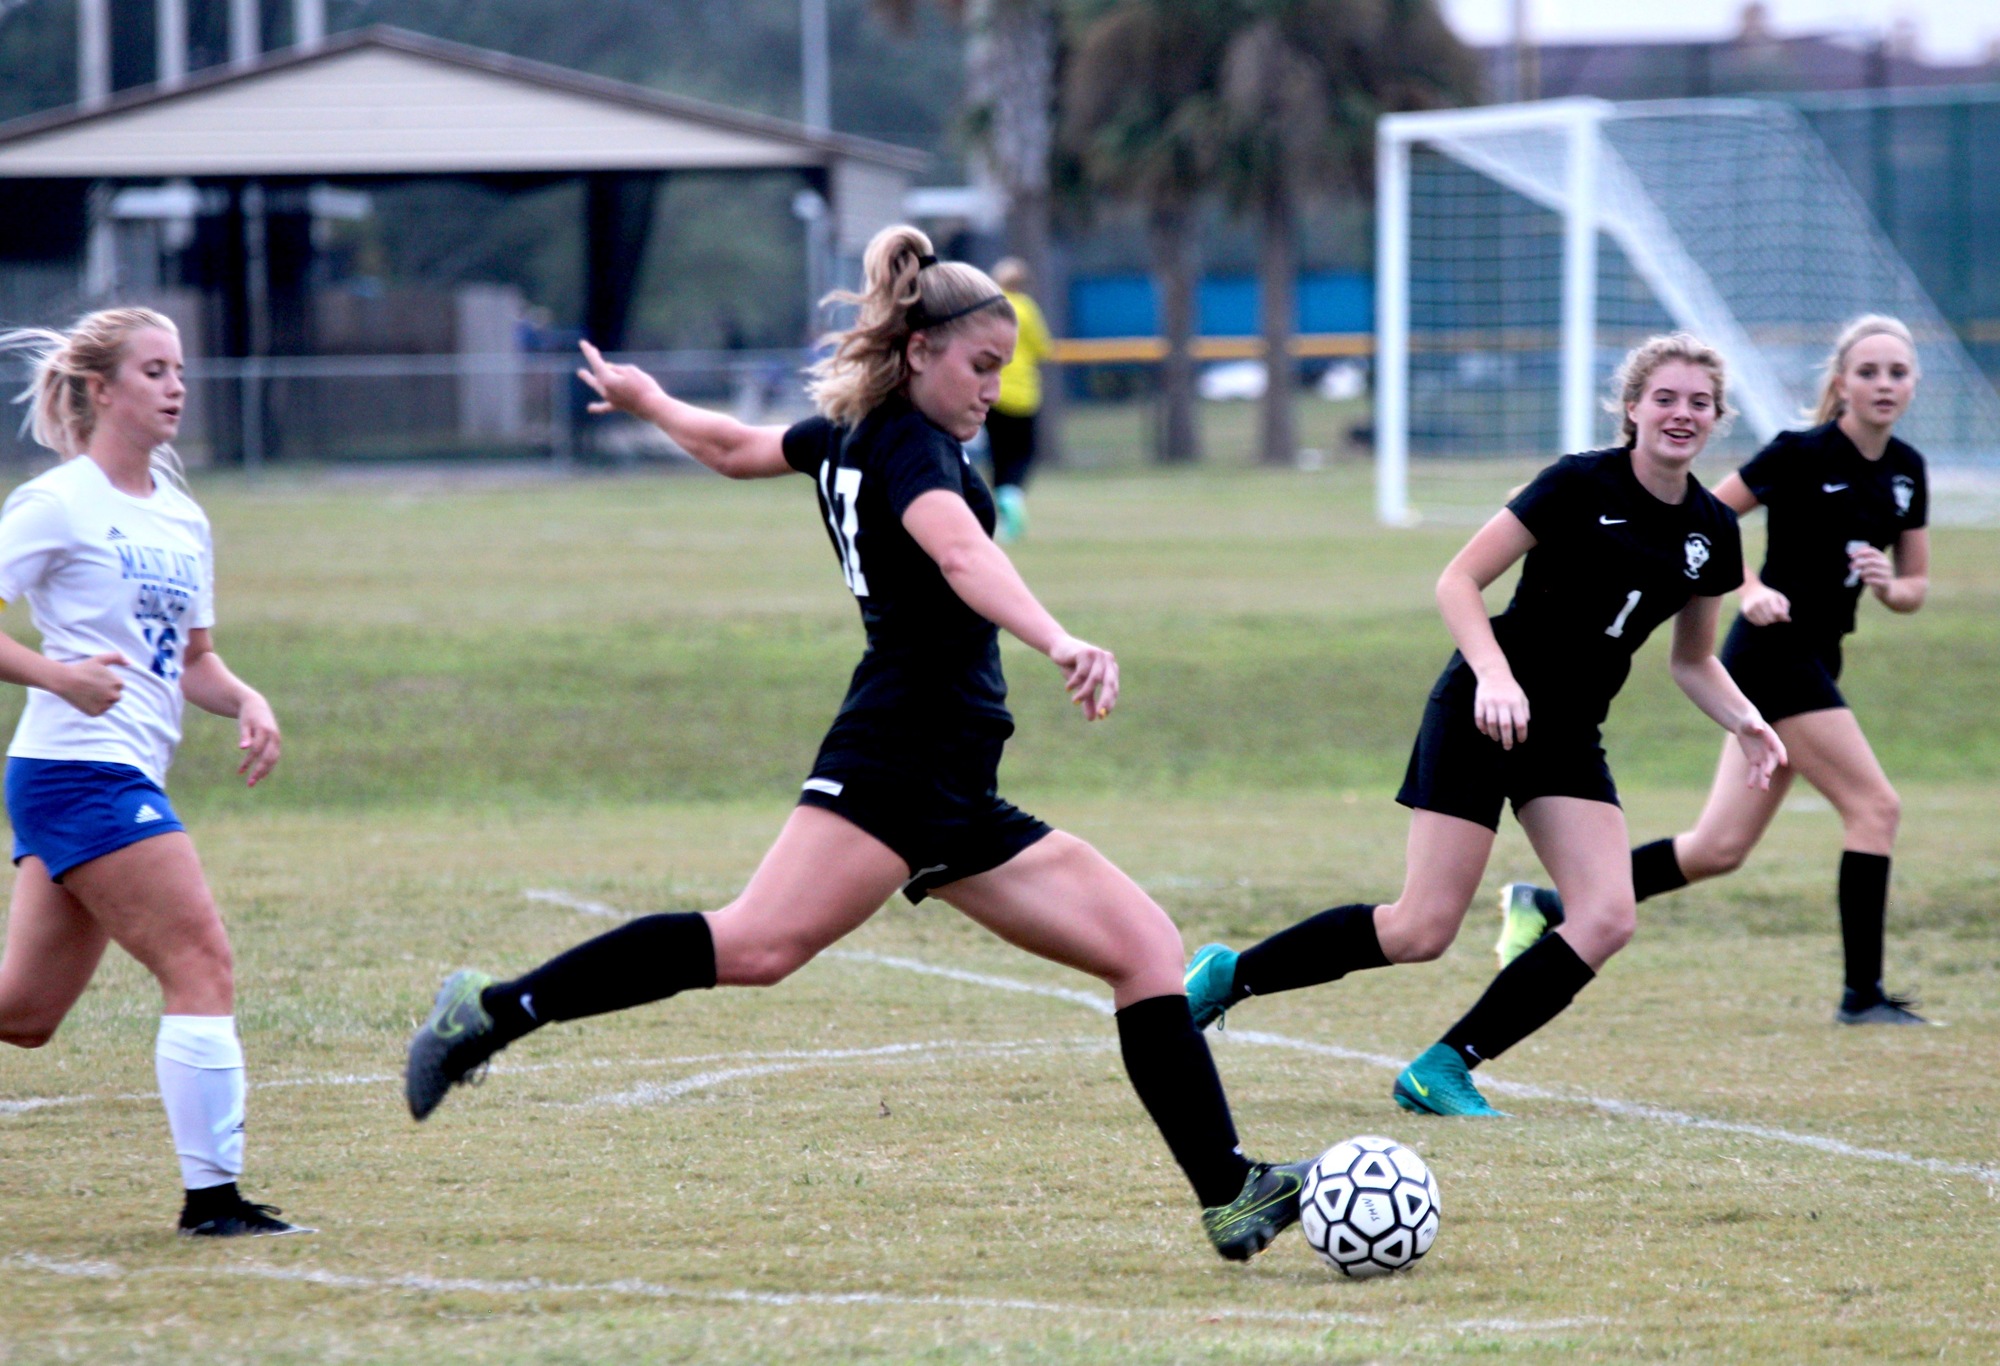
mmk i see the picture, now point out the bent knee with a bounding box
[1568,900,1636,957]
[1686,840,1753,879]
[160,934,235,996]
[1,1025,57,1049]
[723,942,816,988]
[1383,918,1458,964]
[1850,788,1902,842]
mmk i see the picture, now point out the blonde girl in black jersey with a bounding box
[1184,335,1786,1116]
[405,226,1313,1261]
[1497,316,1934,1025]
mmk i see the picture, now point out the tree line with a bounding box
[910,0,1479,464]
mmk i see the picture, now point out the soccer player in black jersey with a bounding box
[1184,334,1787,1116]
[403,225,1312,1261]
[1496,316,1935,1026]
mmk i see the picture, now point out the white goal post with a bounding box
[1374,97,2000,525]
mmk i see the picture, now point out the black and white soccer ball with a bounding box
[1298,1135,1440,1278]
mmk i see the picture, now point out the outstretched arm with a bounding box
[1668,595,1785,788]
[180,628,280,787]
[576,340,793,480]
[1436,509,1537,749]
[901,489,1116,721]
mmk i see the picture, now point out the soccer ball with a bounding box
[1298,1135,1440,1278]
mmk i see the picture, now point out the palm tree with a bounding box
[1062,0,1240,463]
[1220,0,1478,465]
[874,0,1058,290]
[877,0,1063,455]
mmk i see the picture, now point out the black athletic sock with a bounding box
[1439,932,1596,1067]
[1631,838,1689,902]
[1234,904,1389,998]
[1115,995,1253,1208]
[1838,851,1891,1000]
[482,912,716,1045]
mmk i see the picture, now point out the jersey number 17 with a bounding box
[820,464,870,597]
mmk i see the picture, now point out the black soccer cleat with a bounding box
[178,1184,314,1238]
[1201,1158,1314,1262]
[405,968,503,1120]
[1835,988,1939,1026]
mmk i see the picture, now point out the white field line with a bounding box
[826,949,2000,1186]
[1,1040,1104,1116]
[582,1037,1113,1108]
[1,1252,1608,1336]
[523,888,625,918]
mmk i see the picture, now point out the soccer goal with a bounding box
[1373,97,2000,525]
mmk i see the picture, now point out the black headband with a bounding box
[907,293,1006,332]
[915,253,939,269]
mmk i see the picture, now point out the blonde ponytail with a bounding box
[2,307,188,484]
[807,225,1013,425]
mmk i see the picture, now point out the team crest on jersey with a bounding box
[1891,475,1915,518]
[1682,533,1712,580]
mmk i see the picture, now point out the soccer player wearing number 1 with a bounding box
[406,226,1313,1261]
[1184,334,1787,1116]
[1498,316,1935,1026]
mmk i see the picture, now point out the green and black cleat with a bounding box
[405,969,502,1121]
[1494,882,1564,967]
[1201,1158,1314,1262]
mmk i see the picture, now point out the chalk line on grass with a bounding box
[825,948,2000,1185]
[3,1252,1608,1337]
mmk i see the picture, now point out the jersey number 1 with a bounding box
[1604,589,1641,638]
[821,464,870,597]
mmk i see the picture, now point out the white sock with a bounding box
[155,1015,246,1191]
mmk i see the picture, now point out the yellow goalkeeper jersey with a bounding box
[995,290,1052,417]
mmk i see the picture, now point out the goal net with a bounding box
[1374,97,2000,523]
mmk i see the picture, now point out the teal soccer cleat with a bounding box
[1183,943,1244,1030]
[1392,1043,1507,1117]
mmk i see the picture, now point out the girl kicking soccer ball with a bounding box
[406,227,1313,1259]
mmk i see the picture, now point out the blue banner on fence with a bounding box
[1069,272,1372,338]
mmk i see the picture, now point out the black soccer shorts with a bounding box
[1719,617,1848,724]
[1395,662,1620,832]
[796,733,1051,903]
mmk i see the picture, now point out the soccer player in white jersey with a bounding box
[0,308,306,1236]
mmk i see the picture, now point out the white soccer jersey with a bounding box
[0,456,216,785]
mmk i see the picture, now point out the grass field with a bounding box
[2,455,1996,1363]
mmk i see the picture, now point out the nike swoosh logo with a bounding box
[1598,516,1626,525]
[1823,483,1848,492]
[1404,1070,1430,1098]
[1227,1173,1303,1227]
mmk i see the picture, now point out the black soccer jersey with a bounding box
[1491,449,1745,728]
[782,396,1011,746]
[1735,422,1927,637]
